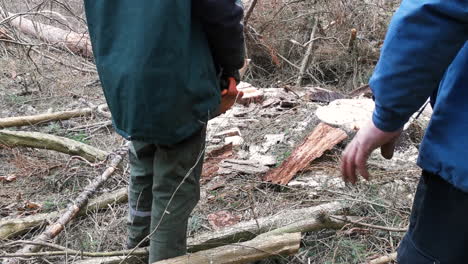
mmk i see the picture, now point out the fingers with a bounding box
[355,148,371,181]
[381,138,397,159]
[341,140,358,184]
[341,138,371,184]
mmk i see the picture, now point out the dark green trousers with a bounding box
[127,128,205,263]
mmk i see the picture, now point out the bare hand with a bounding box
[341,120,402,184]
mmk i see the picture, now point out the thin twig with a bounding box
[243,0,258,29]
[329,215,407,233]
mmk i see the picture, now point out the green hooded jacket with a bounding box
[84,1,244,144]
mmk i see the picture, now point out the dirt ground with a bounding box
[0,1,426,263]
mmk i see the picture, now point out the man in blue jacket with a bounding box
[341,0,468,262]
[84,1,244,262]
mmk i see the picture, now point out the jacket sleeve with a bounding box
[193,0,245,74]
[370,0,468,132]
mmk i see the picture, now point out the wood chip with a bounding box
[202,144,234,184]
[219,159,269,174]
[263,123,347,185]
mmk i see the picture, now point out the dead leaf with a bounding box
[207,211,241,230]
[0,174,17,182]
[24,201,42,210]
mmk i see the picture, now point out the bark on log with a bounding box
[155,233,301,264]
[0,130,108,162]
[3,149,126,264]
[5,12,93,58]
[0,108,96,128]
[263,123,347,185]
[0,188,127,240]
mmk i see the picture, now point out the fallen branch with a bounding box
[329,216,407,233]
[2,11,93,58]
[0,130,108,162]
[295,19,318,87]
[155,233,301,264]
[0,107,105,128]
[243,0,258,29]
[0,247,146,258]
[263,123,347,185]
[3,147,126,264]
[367,252,397,264]
[0,187,127,239]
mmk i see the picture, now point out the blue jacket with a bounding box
[370,0,468,192]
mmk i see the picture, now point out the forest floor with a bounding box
[0,1,428,263]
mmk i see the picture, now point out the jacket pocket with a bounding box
[397,235,440,264]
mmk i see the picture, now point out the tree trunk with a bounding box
[5,12,92,58]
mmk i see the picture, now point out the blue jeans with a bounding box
[397,171,468,263]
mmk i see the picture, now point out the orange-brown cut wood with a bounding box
[263,123,347,185]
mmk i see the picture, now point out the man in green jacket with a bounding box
[84,1,245,262]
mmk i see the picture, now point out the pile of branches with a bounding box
[244,0,399,90]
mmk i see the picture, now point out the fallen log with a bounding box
[0,130,108,162]
[3,148,126,264]
[3,11,93,58]
[155,233,301,264]
[0,188,127,240]
[263,123,347,185]
[188,201,345,252]
[73,202,346,264]
[0,107,99,128]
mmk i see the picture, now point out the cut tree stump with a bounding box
[263,123,347,185]
[3,148,126,264]
[155,233,301,264]
[3,11,93,58]
[0,130,108,162]
[0,188,127,240]
[0,107,99,128]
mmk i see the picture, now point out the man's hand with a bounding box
[219,77,243,114]
[341,120,402,184]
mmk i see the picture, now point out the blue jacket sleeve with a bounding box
[370,0,468,132]
[193,0,245,74]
